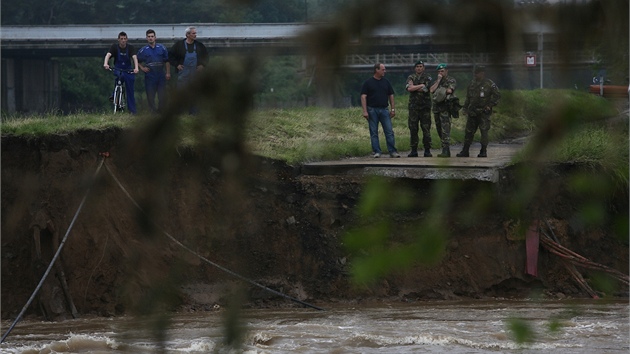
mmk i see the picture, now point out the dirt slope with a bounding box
[1,128,627,320]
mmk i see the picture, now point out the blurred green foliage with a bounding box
[508,317,536,344]
[2,0,628,349]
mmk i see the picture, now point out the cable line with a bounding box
[2,154,323,344]
[1,158,106,344]
[103,162,324,311]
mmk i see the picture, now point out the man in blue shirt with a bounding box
[137,29,171,113]
[360,63,400,158]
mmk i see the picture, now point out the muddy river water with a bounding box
[1,299,627,353]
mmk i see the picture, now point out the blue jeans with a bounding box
[367,107,397,154]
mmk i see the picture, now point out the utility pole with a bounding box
[538,32,543,89]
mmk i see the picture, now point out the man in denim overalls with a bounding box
[103,31,139,114]
[169,27,209,113]
[169,26,209,89]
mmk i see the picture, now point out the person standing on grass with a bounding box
[361,63,400,158]
[137,29,171,113]
[430,63,457,157]
[457,66,501,158]
[169,26,209,89]
[406,60,433,157]
[103,31,139,114]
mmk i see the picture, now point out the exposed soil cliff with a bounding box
[1,128,628,320]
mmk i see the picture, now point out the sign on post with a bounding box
[526,54,536,66]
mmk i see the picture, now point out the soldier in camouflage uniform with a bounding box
[406,60,433,157]
[457,66,501,158]
[430,63,457,157]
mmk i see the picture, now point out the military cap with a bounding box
[414,60,424,67]
[474,66,486,74]
[436,63,447,70]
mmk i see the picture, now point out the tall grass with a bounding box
[2,90,626,175]
[551,125,629,186]
[1,111,135,135]
[247,106,394,163]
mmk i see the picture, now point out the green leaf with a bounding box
[507,317,535,344]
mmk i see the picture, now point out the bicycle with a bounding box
[108,68,134,113]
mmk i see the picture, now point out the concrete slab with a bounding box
[301,143,525,182]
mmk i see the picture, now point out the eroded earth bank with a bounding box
[1,128,628,320]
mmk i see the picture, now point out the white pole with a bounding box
[538,32,543,89]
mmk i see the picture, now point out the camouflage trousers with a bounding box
[464,112,491,147]
[408,105,432,149]
[433,110,452,148]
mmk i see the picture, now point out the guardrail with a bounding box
[342,51,598,68]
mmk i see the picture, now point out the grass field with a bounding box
[2,89,627,178]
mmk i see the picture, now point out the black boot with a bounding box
[423,148,432,157]
[478,146,487,158]
[408,148,418,157]
[438,146,450,158]
[456,144,470,157]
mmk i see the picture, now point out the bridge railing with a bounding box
[341,50,598,69]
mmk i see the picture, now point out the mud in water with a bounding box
[1,128,628,320]
[3,300,629,353]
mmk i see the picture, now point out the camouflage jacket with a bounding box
[463,78,500,115]
[432,75,457,111]
[406,72,432,108]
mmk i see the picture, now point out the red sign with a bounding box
[526,55,536,66]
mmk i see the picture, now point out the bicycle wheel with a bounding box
[114,86,125,113]
[113,85,122,113]
[120,85,126,112]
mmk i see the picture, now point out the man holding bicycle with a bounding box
[103,31,139,114]
[138,29,171,113]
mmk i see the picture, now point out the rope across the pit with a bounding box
[102,161,323,311]
[1,158,106,344]
[1,154,323,344]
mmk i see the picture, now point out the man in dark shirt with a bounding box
[360,63,400,158]
[169,26,209,89]
[103,31,139,114]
